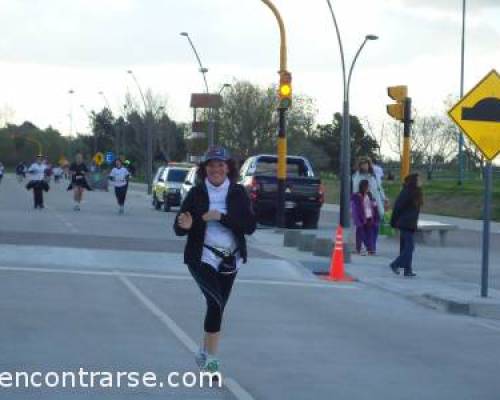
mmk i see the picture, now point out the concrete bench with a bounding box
[415,220,458,246]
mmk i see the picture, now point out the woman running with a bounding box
[68,153,91,211]
[174,146,256,375]
[108,159,130,214]
[26,155,48,209]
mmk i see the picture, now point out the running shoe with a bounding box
[195,348,207,369]
[203,357,220,374]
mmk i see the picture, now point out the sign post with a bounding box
[448,69,500,297]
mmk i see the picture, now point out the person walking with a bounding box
[352,157,387,253]
[26,155,48,209]
[174,146,256,375]
[351,179,380,255]
[108,159,130,214]
[389,173,423,277]
[16,161,27,182]
[0,162,4,184]
[68,153,91,211]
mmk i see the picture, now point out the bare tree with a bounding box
[0,104,15,128]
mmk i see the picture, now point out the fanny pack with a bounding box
[203,244,239,275]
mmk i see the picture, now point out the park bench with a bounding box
[415,220,458,246]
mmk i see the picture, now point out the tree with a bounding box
[216,80,326,169]
[310,113,379,174]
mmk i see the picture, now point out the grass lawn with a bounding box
[322,176,500,222]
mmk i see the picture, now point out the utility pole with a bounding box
[261,0,290,229]
[387,85,412,181]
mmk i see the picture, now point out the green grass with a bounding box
[322,177,500,222]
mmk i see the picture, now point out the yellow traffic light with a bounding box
[387,85,407,121]
[280,83,291,97]
[278,71,292,109]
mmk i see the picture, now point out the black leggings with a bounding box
[33,187,44,207]
[188,262,237,333]
[114,185,128,206]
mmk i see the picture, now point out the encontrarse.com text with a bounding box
[0,369,222,389]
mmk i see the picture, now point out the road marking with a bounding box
[473,320,500,333]
[116,272,255,400]
[0,265,358,289]
[45,205,79,233]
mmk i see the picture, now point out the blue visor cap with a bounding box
[203,146,230,162]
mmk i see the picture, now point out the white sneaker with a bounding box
[195,348,207,369]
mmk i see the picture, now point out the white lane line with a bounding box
[473,320,500,333]
[116,272,255,400]
[46,205,79,233]
[0,265,358,289]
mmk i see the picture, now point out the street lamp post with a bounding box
[98,91,120,155]
[80,105,96,154]
[98,91,112,111]
[180,32,215,147]
[68,89,75,137]
[326,0,378,262]
[127,70,153,195]
[458,0,466,185]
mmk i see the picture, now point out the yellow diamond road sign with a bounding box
[93,152,104,166]
[448,69,500,161]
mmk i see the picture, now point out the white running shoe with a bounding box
[195,348,207,369]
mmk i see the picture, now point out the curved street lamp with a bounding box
[326,0,378,261]
[126,69,153,194]
[180,32,209,94]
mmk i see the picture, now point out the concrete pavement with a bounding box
[1,174,500,399]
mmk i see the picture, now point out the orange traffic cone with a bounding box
[322,225,355,282]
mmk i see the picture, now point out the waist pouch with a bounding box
[203,244,239,275]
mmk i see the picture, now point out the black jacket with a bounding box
[390,187,420,231]
[174,182,257,266]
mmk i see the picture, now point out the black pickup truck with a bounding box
[238,155,324,229]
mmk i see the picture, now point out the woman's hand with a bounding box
[177,212,193,230]
[202,210,222,222]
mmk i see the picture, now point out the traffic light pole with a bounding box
[401,97,412,181]
[146,113,153,195]
[261,0,289,229]
[277,108,287,228]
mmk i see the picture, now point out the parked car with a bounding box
[180,166,199,204]
[239,154,324,229]
[152,163,193,212]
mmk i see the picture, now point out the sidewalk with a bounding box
[250,228,500,322]
[322,203,500,234]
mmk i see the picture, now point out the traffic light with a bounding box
[387,85,413,181]
[278,71,292,109]
[387,85,407,121]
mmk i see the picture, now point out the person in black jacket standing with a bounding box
[174,146,256,375]
[389,173,423,277]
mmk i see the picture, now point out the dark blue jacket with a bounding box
[390,187,420,231]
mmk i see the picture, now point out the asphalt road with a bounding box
[1,174,500,400]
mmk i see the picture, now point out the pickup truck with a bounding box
[239,155,324,229]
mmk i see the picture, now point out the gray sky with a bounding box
[0,0,499,148]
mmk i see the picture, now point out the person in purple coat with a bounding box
[351,179,380,255]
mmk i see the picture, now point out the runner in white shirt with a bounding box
[108,159,130,214]
[26,155,48,209]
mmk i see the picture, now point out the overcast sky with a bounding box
[0,0,499,142]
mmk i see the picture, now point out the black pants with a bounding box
[33,187,44,208]
[188,262,237,333]
[114,185,128,206]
